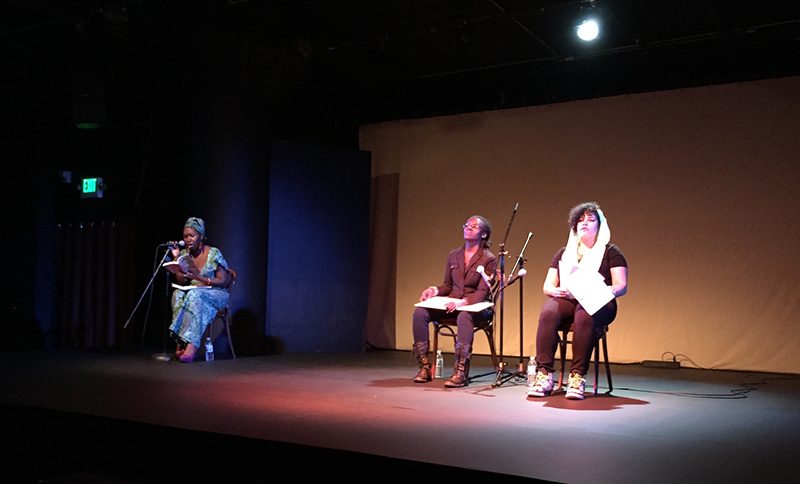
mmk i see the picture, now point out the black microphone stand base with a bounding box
[151,352,172,362]
[491,361,527,388]
[123,246,176,363]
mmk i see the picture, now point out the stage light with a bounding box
[576,19,600,41]
[575,0,601,42]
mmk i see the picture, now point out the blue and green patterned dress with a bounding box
[169,246,230,347]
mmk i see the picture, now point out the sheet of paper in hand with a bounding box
[414,296,493,313]
[558,260,578,288]
[171,283,210,291]
[562,268,614,316]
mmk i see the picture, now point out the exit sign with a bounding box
[80,177,104,198]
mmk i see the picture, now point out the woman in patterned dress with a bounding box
[168,217,231,362]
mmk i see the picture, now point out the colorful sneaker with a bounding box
[527,370,554,397]
[565,372,586,400]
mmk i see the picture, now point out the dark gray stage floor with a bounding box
[1,348,798,483]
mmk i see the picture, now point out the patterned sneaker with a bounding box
[565,372,586,400]
[527,370,554,397]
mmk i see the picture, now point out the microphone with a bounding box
[507,268,527,286]
[476,265,494,287]
[159,240,185,247]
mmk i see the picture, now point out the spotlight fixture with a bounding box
[575,0,600,42]
[576,19,600,41]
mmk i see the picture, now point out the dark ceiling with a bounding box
[2,0,799,126]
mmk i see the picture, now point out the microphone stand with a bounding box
[123,245,173,361]
[490,203,518,387]
[492,231,533,388]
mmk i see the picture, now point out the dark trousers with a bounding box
[412,307,492,347]
[535,297,617,376]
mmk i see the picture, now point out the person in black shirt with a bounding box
[528,202,628,400]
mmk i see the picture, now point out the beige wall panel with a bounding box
[362,77,800,374]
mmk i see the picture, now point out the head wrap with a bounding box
[561,208,610,274]
[184,217,206,238]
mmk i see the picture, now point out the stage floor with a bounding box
[2,348,798,483]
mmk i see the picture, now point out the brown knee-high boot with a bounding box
[412,341,432,383]
[444,342,472,388]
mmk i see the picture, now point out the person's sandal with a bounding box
[178,344,197,362]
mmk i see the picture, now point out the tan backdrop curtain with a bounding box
[362,76,800,374]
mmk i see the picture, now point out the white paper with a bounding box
[562,269,614,316]
[414,296,493,313]
[558,260,578,288]
[171,283,211,291]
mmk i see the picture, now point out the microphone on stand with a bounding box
[506,268,527,286]
[158,240,186,248]
[477,265,494,287]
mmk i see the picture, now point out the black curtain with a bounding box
[55,220,136,349]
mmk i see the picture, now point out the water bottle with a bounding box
[434,350,444,378]
[527,356,536,385]
[205,337,214,362]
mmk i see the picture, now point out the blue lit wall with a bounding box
[266,141,370,352]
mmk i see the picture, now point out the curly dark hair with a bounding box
[467,215,492,248]
[568,202,601,232]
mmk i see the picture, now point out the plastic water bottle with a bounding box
[434,350,444,378]
[205,337,214,361]
[527,356,536,385]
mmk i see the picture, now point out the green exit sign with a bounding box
[80,177,104,198]
[82,178,97,193]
